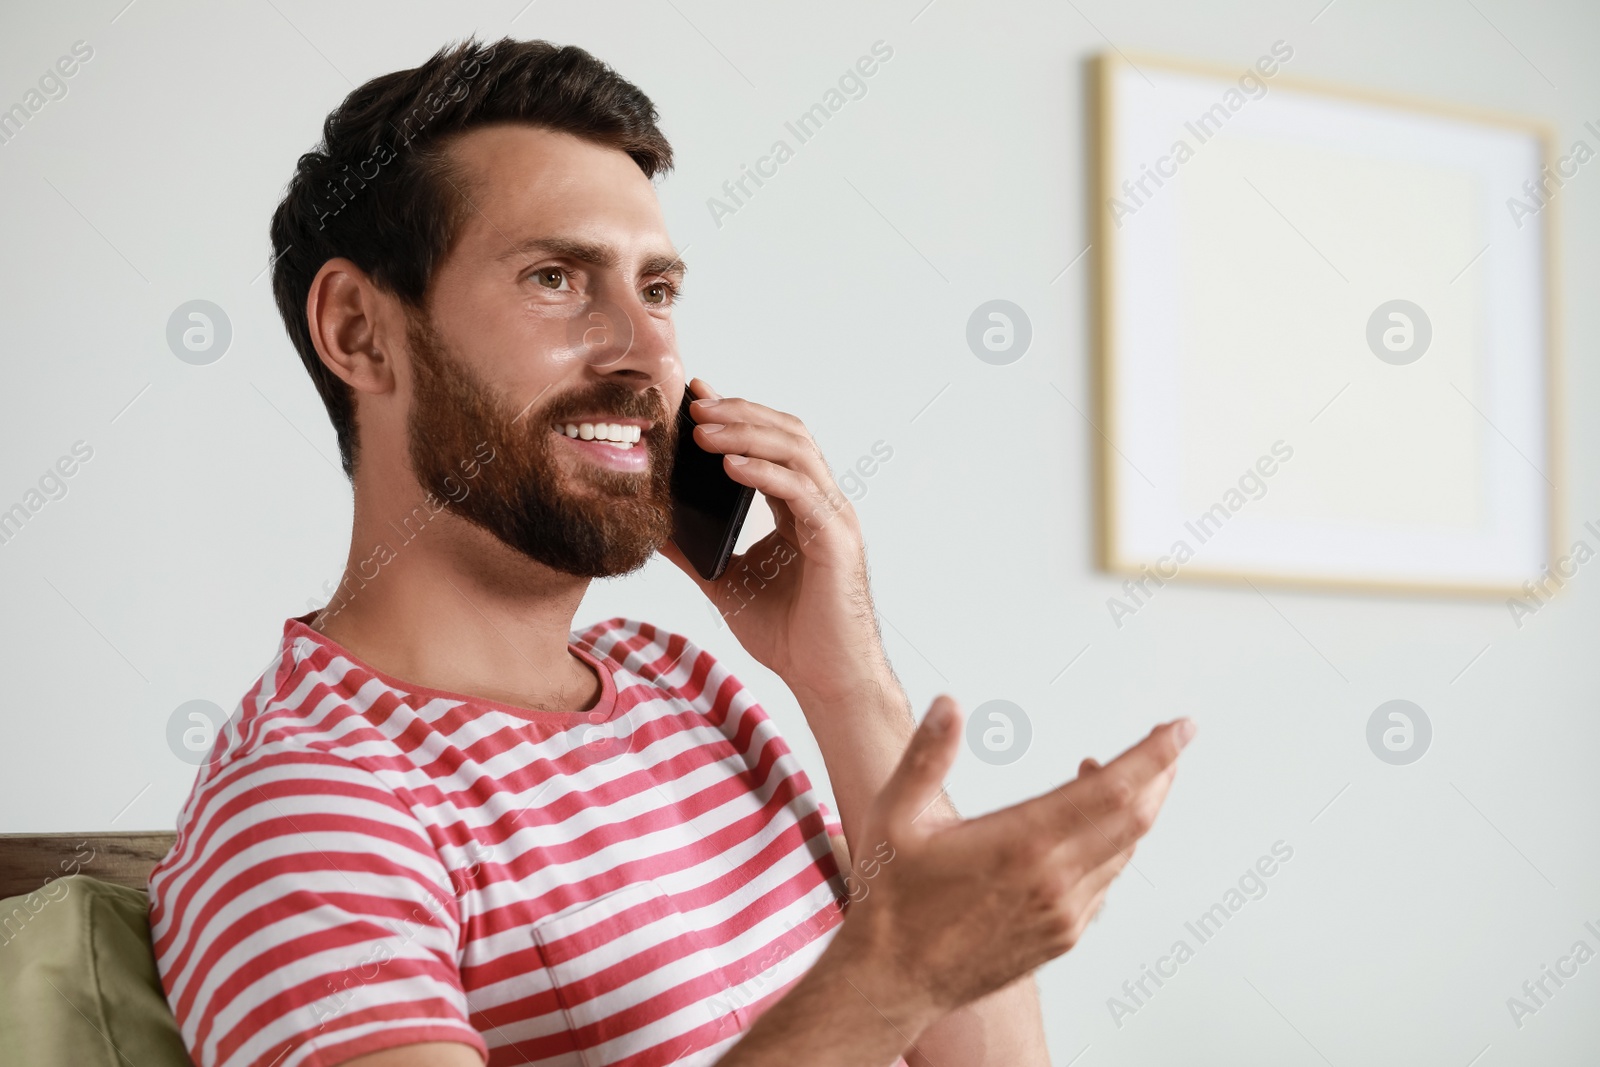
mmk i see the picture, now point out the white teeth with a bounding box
[556,422,645,446]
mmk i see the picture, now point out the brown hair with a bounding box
[269,37,673,478]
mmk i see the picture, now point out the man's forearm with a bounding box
[788,670,1051,1067]
[790,669,927,852]
[717,930,931,1066]
[906,976,1050,1067]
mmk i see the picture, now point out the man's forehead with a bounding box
[445,124,674,260]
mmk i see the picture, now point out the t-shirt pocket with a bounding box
[530,880,746,1067]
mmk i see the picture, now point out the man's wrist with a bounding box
[814,914,945,1046]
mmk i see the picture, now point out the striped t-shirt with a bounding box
[148,613,856,1067]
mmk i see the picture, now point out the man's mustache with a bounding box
[534,385,669,428]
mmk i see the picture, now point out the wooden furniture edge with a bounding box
[0,831,176,899]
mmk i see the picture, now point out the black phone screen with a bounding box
[669,392,756,581]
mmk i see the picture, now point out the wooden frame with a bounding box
[1091,50,1563,597]
[0,832,174,899]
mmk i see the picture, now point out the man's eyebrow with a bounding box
[494,236,614,267]
[643,252,689,280]
[494,236,687,279]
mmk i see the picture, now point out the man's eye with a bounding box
[642,282,677,306]
[534,268,569,290]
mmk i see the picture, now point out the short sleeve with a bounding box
[816,799,845,838]
[147,745,487,1067]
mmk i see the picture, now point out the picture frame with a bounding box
[1091,50,1562,597]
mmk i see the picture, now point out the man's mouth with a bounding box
[551,420,647,451]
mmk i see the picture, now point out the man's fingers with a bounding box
[1002,719,1193,869]
[1070,718,1193,818]
[714,456,854,553]
[696,422,839,501]
[1103,718,1194,781]
[688,391,807,438]
[876,696,963,833]
[687,377,722,402]
[1031,834,1131,951]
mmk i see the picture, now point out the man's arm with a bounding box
[343,700,1191,1067]
[656,381,1188,1063]
[719,697,1192,1065]
[793,674,1049,1067]
[341,950,922,1067]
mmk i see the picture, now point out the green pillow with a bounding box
[0,875,190,1066]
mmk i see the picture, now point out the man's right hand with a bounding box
[718,696,1193,1066]
[826,695,1194,1036]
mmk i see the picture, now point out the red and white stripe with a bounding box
[149,614,855,1067]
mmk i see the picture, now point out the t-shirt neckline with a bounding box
[284,610,619,726]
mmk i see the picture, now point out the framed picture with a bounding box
[1092,49,1561,596]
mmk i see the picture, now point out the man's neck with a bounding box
[311,499,603,717]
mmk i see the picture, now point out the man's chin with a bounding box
[542,538,669,580]
[554,471,657,501]
[493,495,674,579]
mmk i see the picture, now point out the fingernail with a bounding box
[726,454,748,466]
[694,379,723,401]
[692,397,720,409]
[698,423,724,434]
[1174,719,1197,750]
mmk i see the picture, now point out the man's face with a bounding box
[401,125,686,578]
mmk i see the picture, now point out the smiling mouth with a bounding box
[552,420,645,450]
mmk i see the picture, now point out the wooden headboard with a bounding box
[0,832,176,899]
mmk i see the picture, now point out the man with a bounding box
[148,37,1193,1067]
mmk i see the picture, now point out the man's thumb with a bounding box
[878,695,963,831]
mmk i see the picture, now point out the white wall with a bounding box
[2,0,1597,1062]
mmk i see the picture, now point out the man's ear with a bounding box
[305,257,400,397]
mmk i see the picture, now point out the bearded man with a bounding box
[148,37,1190,1067]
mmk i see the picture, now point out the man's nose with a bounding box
[577,293,676,389]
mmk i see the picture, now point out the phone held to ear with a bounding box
[669,391,755,581]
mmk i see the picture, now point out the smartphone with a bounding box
[669,391,755,581]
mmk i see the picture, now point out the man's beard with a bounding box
[404,310,675,578]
